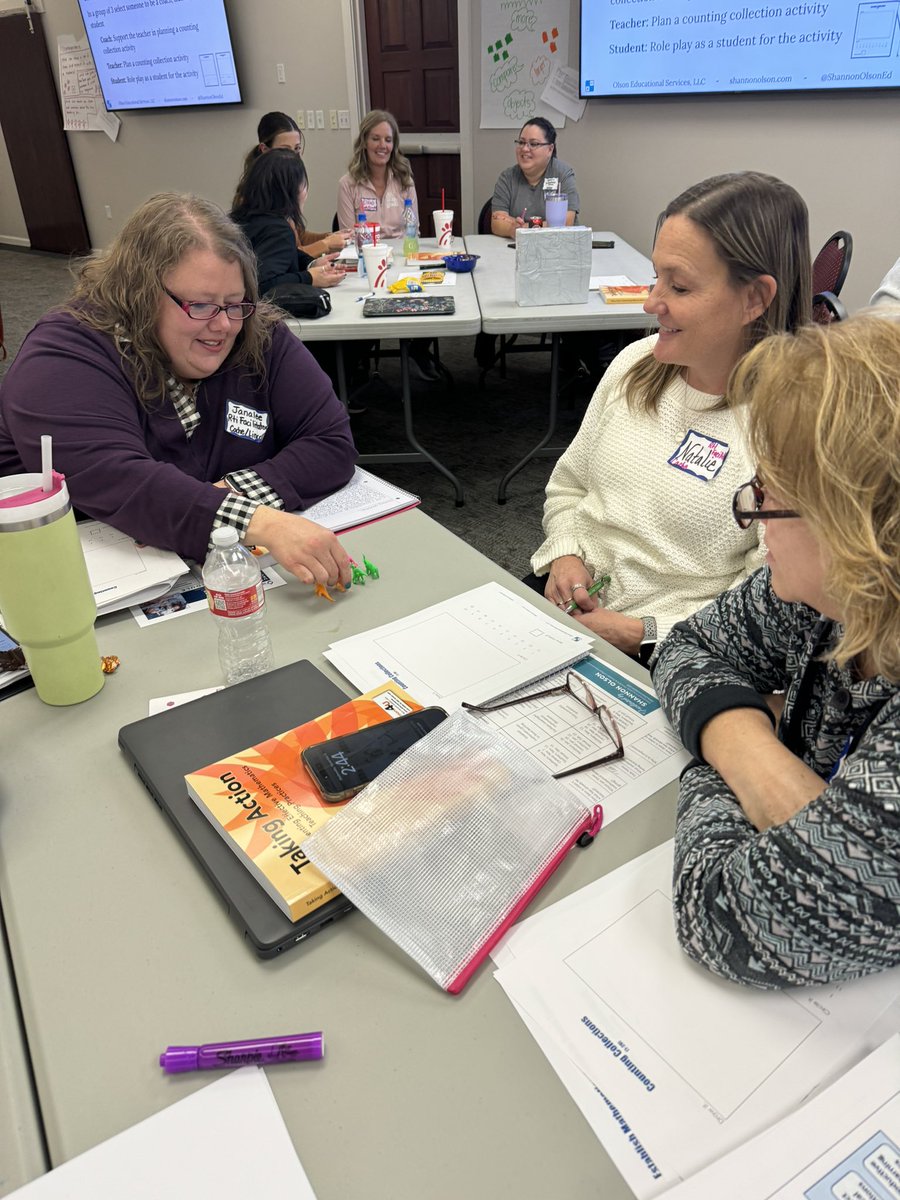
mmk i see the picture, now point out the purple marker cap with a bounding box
[159,1031,324,1074]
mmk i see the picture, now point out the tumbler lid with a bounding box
[0,472,70,529]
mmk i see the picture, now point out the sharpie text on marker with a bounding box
[159,1031,324,1074]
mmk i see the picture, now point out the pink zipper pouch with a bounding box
[303,710,602,992]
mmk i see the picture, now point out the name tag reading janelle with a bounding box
[668,430,730,481]
[225,401,269,443]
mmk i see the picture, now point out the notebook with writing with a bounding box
[118,659,353,958]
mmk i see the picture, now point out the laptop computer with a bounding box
[118,659,355,958]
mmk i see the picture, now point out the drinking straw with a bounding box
[41,435,52,493]
[441,187,445,209]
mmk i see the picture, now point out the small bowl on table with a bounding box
[441,253,480,273]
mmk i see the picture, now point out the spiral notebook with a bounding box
[323,582,593,711]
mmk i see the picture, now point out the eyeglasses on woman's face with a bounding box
[163,287,256,322]
[513,138,551,150]
[732,475,800,529]
[462,671,624,780]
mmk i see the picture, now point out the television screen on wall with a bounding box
[580,1,900,97]
[77,0,242,110]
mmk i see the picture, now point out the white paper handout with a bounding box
[664,1034,900,1200]
[299,468,419,533]
[540,63,588,121]
[466,655,688,826]
[494,841,900,1197]
[8,1067,317,1198]
[78,521,189,616]
[323,582,593,710]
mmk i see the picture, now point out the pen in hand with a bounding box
[565,574,611,616]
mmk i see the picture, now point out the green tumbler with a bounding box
[0,471,103,705]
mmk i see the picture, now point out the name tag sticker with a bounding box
[668,430,730,481]
[360,196,377,212]
[225,401,269,443]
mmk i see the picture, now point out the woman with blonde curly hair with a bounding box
[336,109,417,238]
[652,312,900,989]
[0,193,356,587]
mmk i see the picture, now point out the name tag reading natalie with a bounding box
[225,401,269,443]
[668,430,730,481]
[360,196,377,212]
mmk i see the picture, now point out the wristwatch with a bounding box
[638,615,657,667]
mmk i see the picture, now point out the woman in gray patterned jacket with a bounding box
[652,313,900,988]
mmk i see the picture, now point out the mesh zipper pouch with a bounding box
[303,710,601,992]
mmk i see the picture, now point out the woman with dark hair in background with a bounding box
[0,193,356,587]
[231,150,345,294]
[234,112,347,257]
[530,172,811,661]
[490,116,580,237]
[336,109,417,238]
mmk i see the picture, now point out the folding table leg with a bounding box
[497,332,562,504]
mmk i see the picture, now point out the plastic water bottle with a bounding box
[202,527,274,685]
[402,198,419,257]
[355,212,371,278]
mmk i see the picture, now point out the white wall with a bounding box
[466,0,900,313]
[3,0,897,311]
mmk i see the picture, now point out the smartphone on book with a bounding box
[301,707,447,803]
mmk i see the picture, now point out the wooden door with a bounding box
[364,0,462,235]
[0,12,90,254]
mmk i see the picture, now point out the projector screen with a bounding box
[77,0,242,110]
[581,1,900,96]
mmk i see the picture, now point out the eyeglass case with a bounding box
[303,710,602,992]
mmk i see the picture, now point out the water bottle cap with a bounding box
[211,527,240,547]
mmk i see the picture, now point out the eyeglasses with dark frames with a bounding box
[462,671,624,780]
[732,475,800,530]
[513,138,551,149]
[163,287,256,322]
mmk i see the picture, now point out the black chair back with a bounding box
[477,199,492,235]
[812,290,848,325]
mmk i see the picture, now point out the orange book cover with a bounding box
[185,682,421,921]
[599,284,651,304]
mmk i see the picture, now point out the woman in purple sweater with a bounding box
[0,193,357,588]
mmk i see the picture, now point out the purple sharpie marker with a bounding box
[159,1031,324,1074]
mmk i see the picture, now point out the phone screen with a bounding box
[301,707,447,801]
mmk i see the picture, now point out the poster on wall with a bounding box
[480,0,571,129]
[58,35,120,140]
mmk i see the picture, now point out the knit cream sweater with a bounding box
[531,336,764,641]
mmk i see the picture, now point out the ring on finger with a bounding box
[571,583,586,592]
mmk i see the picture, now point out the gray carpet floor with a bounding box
[0,245,603,576]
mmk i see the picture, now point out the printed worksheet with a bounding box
[466,655,689,825]
[324,582,593,709]
[664,1035,900,1199]
[494,842,900,1196]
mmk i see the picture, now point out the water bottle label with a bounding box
[206,583,264,618]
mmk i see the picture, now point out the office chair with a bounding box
[812,231,852,299]
[812,291,848,325]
